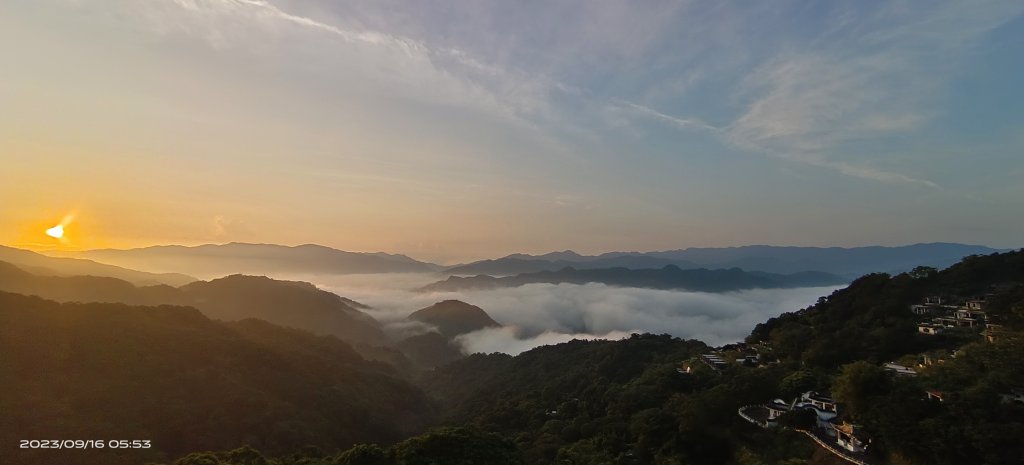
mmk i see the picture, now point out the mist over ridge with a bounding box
[446,243,1004,278]
[21,239,998,357]
[314,272,843,354]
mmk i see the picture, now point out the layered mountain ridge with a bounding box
[419,265,846,293]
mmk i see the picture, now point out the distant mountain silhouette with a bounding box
[0,260,183,305]
[0,245,195,286]
[506,250,588,261]
[419,265,846,293]
[40,242,1002,280]
[0,261,385,345]
[56,242,439,278]
[635,243,1004,277]
[408,300,501,338]
[446,255,700,275]
[449,243,1002,278]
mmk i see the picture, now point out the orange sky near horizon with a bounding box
[3,1,1022,263]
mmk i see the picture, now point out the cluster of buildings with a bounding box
[922,383,1024,407]
[729,289,1020,463]
[679,344,774,374]
[699,353,728,371]
[757,391,869,455]
[912,296,996,337]
[678,354,730,374]
[678,343,775,374]
[882,363,917,377]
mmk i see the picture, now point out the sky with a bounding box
[2,0,1023,263]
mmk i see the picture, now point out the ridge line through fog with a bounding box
[316,274,844,355]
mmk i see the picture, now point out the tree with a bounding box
[335,444,391,465]
[391,427,523,465]
[909,266,938,280]
[769,325,814,359]
[223,445,268,465]
[778,371,817,399]
[172,452,221,465]
[553,439,615,465]
[831,361,890,419]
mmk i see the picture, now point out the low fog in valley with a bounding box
[310,272,843,354]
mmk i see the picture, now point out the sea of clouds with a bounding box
[311,273,843,355]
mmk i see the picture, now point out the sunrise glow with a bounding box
[1,3,1023,465]
[45,224,64,239]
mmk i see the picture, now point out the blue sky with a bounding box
[1,0,1022,262]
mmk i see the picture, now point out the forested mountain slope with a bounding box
[0,292,433,465]
[0,262,386,344]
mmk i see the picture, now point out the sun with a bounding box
[42,212,76,244]
[46,224,65,239]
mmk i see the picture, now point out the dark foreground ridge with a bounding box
[0,292,433,465]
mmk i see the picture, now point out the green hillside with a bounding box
[0,292,433,465]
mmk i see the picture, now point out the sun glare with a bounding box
[42,212,77,244]
[46,224,65,239]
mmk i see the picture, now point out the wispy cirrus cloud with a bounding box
[134,0,563,131]
[612,100,723,134]
[721,1,1024,187]
[612,94,939,187]
[167,0,423,52]
[110,0,1023,190]
[221,0,425,52]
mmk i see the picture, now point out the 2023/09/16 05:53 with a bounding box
[20,439,152,449]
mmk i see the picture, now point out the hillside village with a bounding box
[421,250,1024,465]
[672,254,1024,465]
